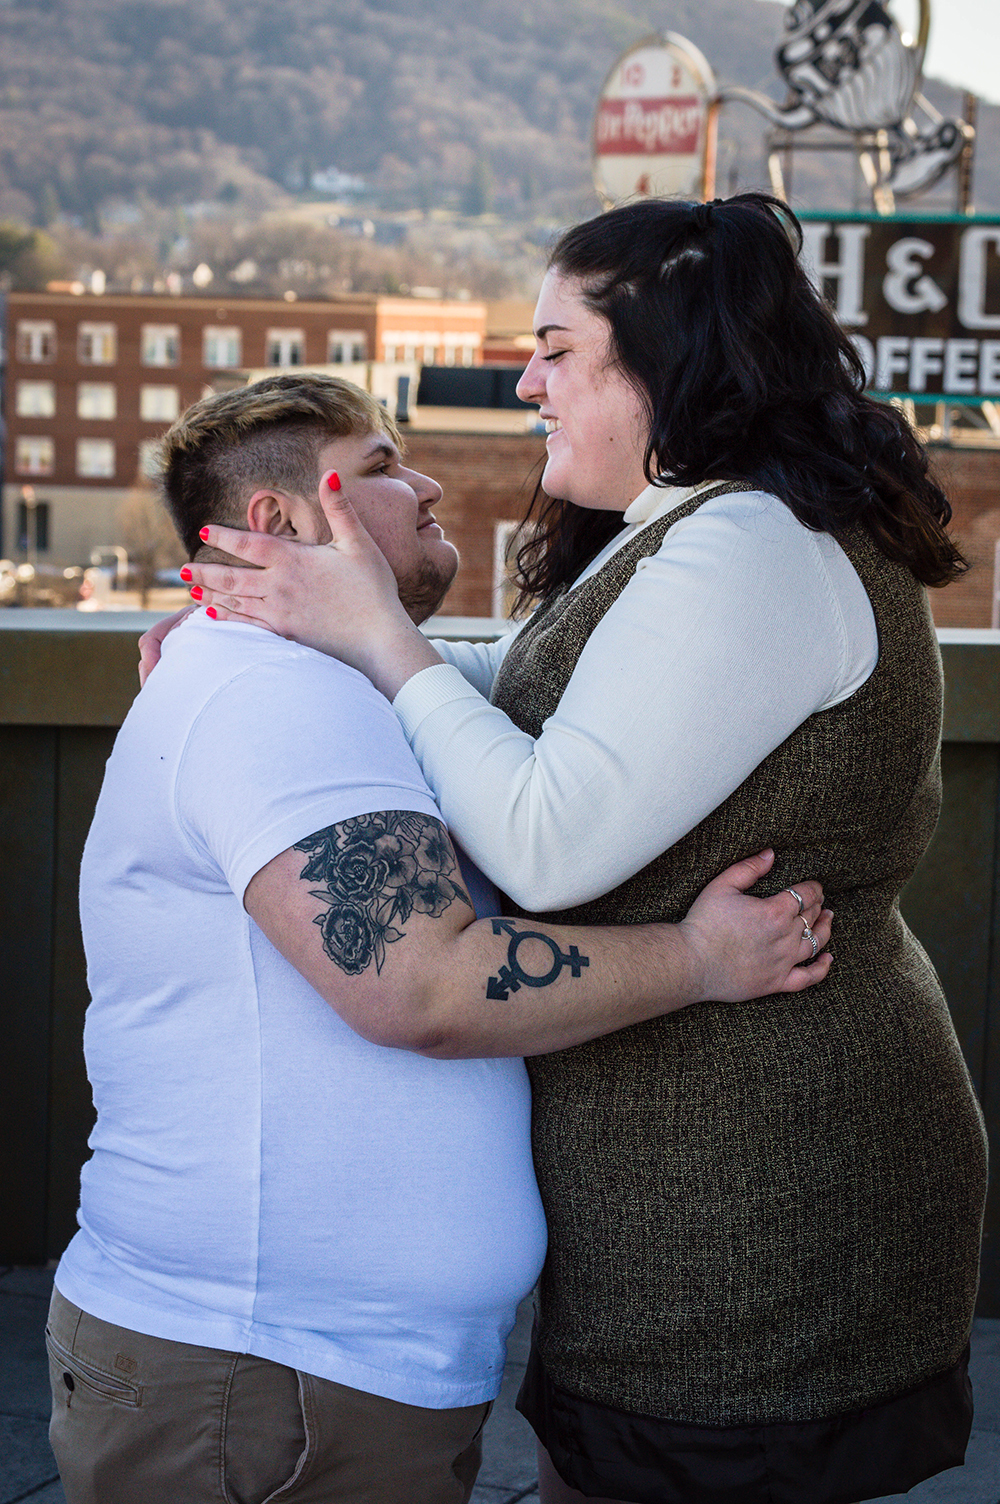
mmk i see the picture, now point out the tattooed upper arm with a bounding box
[292,812,472,977]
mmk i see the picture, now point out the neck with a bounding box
[194,542,263,570]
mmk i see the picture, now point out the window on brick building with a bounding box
[17,321,56,363]
[382,329,440,365]
[204,326,242,368]
[16,380,55,417]
[140,385,180,422]
[17,498,50,553]
[78,322,117,364]
[77,438,116,478]
[78,382,117,420]
[15,435,54,476]
[266,329,304,366]
[142,324,180,366]
[492,520,537,620]
[138,439,162,478]
[442,338,478,368]
[327,331,367,364]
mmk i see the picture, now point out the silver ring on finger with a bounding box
[801,919,819,960]
[786,887,805,916]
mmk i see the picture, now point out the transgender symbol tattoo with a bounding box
[486,918,589,1000]
[295,812,471,977]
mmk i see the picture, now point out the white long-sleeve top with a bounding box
[393,484,879,913]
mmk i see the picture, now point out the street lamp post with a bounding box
[20,485,37,571]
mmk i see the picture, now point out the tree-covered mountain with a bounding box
[0,0,995,229]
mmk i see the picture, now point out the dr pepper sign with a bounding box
[592,34,716,205]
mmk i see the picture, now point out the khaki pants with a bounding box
[47,1289,490,1504]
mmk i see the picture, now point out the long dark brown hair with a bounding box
[514,193,966,610]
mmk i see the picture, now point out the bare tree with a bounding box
[117,474,186,608]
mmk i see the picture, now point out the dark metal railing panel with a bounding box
[47,728,114,1257]
[901,742,1000,1314]
[1,727,57,1262]
[939,633,1000,743]
[2,616,998,1314]
[0,611,506,725]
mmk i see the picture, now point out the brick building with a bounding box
[403,428,546,618]
[928,446,1000,628]
[1,290,485,565]
[402,432,1000,627]
[482,298,536,365]
[2,284,998,625]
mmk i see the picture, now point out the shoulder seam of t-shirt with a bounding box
[170,654,401,871]
[227,786,445,904]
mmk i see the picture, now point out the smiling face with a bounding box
[516,269,650,512]
[299,431,459,623]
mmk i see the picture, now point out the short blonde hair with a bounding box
[159,373,400,557]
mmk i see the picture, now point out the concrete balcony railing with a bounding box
[2,613,999,1315]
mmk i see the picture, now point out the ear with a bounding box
[246,489,298,537]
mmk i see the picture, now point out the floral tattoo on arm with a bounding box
[294,812,471,976]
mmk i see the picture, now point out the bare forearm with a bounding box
[405,915,698,1058]
[247,816,831,1063]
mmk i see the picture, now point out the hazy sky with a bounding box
[764,0,1000,106]
[921,0,1000,105]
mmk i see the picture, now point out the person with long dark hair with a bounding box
[176,194,987,1504]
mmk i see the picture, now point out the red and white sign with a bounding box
[593,34,715,204]
[595,98,703,155]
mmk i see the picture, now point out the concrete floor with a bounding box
[2,1265,997,1504]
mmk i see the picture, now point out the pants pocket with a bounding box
[222,1355,308,1504]
[46,1327,142,1409]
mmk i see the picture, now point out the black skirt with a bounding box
[516,1332,973,1504]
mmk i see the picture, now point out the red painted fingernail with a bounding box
[179,566,192,582]
[199,527,210,541]
[325,470,341,492]
[189,586,203,600]
[206,606,218,619]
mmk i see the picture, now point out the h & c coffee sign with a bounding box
[802,215,1000,400]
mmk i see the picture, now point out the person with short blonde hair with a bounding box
[161,372,399,556]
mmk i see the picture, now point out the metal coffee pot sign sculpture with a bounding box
[725,0,971,201]
[592,2,972,210]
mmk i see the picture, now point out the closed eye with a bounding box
[543,349,567,362]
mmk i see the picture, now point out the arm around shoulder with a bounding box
[395,501,865,910]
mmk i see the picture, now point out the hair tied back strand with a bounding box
[689,199,722,233]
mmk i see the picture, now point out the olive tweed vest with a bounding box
[490,488,987,1425]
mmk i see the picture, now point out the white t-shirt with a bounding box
[56,612,546,1408]
[393,485,880,911]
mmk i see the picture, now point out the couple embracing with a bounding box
[50,195,985,1504]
